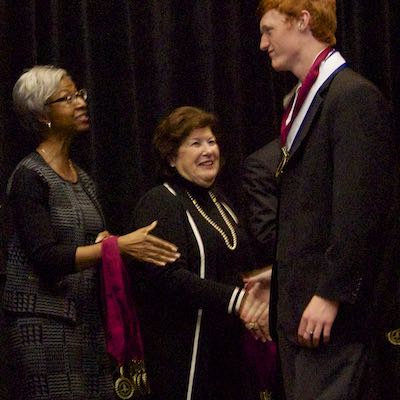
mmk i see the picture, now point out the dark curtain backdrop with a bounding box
[1,0,399,233]
[0,1,399,398]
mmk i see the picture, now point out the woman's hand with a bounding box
[242,265,272,290]
[95,230,111,243]
[118,221,180,266]
[239,282,271,342]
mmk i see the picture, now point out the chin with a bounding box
[201,175,217,188]
[77,124,90,133]
[271,61,283,71]
[270,56,285,70]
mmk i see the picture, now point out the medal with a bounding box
[114,360,151,398]
[129,360,151,396]
[260,390,272,400]
[275,146,290,177]
[387,328,400,346]
[114,366,135,399]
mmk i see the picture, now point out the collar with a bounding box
[286,51,347,150]
[168,172,216,199]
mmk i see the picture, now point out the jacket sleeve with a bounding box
[129,186,243,315]
[242,140,280,265]
[8,166,77,277]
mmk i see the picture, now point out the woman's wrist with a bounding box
[236,288,248,315]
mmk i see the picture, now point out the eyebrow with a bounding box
[260,25,272,33]
[187,135,216,141]
[56,86,77,94]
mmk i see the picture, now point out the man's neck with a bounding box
[293,41,330,82]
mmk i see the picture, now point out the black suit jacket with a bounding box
[275,67,398,344]
[242,138,281,267]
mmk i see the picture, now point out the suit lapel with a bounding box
[288,66,346,158]
[289,92,324,157]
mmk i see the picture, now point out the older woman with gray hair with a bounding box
[2,65,180,399]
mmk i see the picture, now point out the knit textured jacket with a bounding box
[3,152,105,323]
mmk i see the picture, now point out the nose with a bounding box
[75,95,87,108]
[260,34,269,51]
[202,143,213,155]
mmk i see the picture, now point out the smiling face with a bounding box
[259,9,302,73]
[172,126,220,188]
[45,76,90,135]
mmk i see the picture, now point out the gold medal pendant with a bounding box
[387,328,400,346]
[260,390,272,400]
[114,366,135,399]
[129,360,151,396]
[275,146,290,178]
[114,360,151,398]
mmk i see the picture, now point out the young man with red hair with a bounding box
[249,1,397,398]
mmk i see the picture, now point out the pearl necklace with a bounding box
[186,190,237,251]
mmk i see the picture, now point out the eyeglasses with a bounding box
[45,89,88,105]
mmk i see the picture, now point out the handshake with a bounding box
[239,266,273,342]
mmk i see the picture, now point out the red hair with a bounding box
[257,0,337,46]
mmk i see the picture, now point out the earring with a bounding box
[47,121,51,129]
[170,163,175,168]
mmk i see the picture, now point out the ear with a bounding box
[297,10,311,31]
[168,156,176,168]
[37,114,52,132]
[38,114,50,125]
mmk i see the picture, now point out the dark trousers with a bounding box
[0,275,8,400]
[277,332,377,400]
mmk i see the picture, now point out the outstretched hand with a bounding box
[95,230,111,243]
[118,221,180,266]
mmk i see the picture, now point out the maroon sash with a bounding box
[101,236,143,364]
[281,47,332,146]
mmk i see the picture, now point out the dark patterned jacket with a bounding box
[2,152,105,323]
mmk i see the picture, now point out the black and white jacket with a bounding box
[129,174,258,400]
[3,151,105,323]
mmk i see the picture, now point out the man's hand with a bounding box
[297,295,339,348]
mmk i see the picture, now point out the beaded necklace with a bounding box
[186,190,237,251]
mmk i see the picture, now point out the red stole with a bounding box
[101,236,144,365]
[280,47,332,146]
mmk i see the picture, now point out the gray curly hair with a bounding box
[13,65,68,133]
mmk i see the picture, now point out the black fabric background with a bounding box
[1,1,399,232]
[0,1,399,398]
